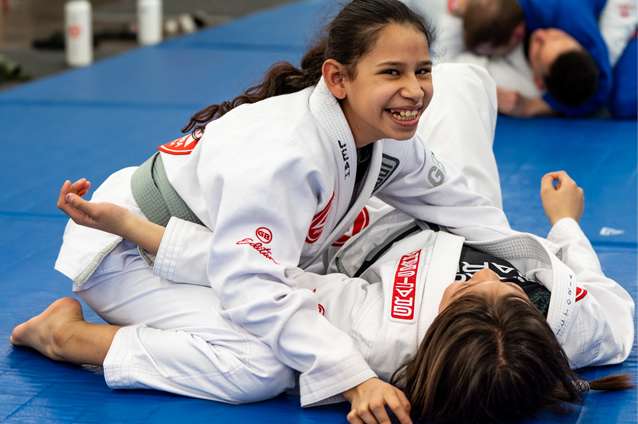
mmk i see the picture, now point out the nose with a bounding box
[469,268,499,283]
[400,74,425,103]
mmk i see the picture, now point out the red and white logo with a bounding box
[255,227,272,244]
[332,207,370,247]
[318,304,326,315]
[306,193,335,244]
[391,250,421,321]
[575,286,588,302]
[158,134,199,155]
[237,229,278,264]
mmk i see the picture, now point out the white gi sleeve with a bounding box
[547,218,635,367]
[153,217,211,286]
[376,140,512,241]
[196,153,375,406]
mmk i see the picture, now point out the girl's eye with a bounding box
[383,69,400,76]
[417,68,432,76]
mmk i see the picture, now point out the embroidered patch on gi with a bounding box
[427,151,446,187]
[158,134,198,155]
[373,154,400,193]
[255,227,272,244]
[306,192,335,244]
[318,304,326,315]
[332,207,370,247]
[236,236,279,264]
[390,249,421,322]
[575,287,588,302]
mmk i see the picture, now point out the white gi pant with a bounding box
[75,241,295,403]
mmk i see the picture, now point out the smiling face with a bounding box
[439,268,529,312]
[528,28,582,89]
[338,23,433,148]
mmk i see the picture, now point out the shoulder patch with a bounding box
[158,134,199,155]
[373,154,400,193]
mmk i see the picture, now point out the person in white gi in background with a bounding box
[12,57,634,423]
[9,1,522,423]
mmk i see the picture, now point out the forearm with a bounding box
[120,213,165,255]
[521,96,554,117]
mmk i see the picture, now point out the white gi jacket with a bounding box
[157,205,634,391]
[55,64,512,406]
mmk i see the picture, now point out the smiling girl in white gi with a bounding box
[8,1,525,423]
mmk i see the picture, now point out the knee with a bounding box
[226,361,295,403]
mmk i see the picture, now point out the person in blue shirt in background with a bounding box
[453,0,637,119]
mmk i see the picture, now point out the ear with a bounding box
[512,22,525,43]
[534,74,545,91]
[322,59,348,100]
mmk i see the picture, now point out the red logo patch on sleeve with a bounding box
[575,287,588,302]
[332,207,370,247]
[158,134,199,155]
[306,192,335,244]
[391,249,421,321]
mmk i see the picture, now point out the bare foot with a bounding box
[10,297,84,361]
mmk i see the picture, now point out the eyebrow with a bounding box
[376,60,433,67]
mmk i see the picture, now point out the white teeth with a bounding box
[390,109,419,121]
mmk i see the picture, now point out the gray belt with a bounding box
[131,152,203,226]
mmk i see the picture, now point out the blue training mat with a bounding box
[1,0,636,422]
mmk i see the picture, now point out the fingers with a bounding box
[64,193,95,217]
[57,180,72,210]
[386,390,412,424]
[370,399,392,424]
[347,395,412,424]
[541,170,576,192]
[71,178,91,197]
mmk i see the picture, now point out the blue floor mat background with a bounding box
[1,0,635,422]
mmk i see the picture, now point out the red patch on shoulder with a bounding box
[306,192,335,244]
[575,287,588,302]
[158,134,199,155]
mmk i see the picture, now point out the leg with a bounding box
[11,297,119,365]
[75,241,295,403]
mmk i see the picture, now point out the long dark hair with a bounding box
[391,293,632,423]
[182,0,431,137]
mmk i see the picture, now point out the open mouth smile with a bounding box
[386,107,422,127]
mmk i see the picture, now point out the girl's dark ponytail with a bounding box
[577,374,634,393]
[182,40,327,137]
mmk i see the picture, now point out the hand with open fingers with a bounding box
[343,378,412,424]
[56,179,133,237]
[540,170,584,225]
